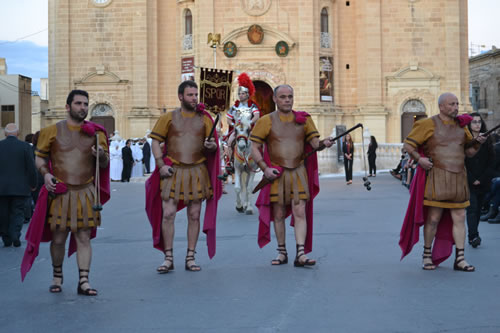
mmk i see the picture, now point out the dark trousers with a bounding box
[344,158,353,181]
[368,155,376,175]
[121,163,133,182]
[0,196,28,244]
[490,179,500,208]
[467,189,485,241]
[143,156,151,174]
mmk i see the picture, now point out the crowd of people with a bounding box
[108,135,155,182]
[1,85,498,299]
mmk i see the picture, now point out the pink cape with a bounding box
[21,122,110,281]
[145,110,222,258]
[255,112,320,254]
[399,152,454,266]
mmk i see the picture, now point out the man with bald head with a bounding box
[250,84,333,267]
[0,124,37,247]
[400,93,487,272]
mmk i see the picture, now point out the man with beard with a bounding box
[21,90,110,295]
[121,139,134,182]
[250,85,333,267]
[146,80,221,273]
[400,92,487,272]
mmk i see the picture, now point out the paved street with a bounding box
[1,173,500,333]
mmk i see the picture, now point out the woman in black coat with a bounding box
[342,133,354,185]
[367,136,378,177]
[465,113,495,248]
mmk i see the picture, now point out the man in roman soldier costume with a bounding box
[224,73,261,172]
[250,84,333,267]
[145,80,222,273]
[400,93,487,272]
[21,90,110,296]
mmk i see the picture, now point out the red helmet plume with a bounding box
[237,73,255,97]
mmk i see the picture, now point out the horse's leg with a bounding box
[245,171,255,215]
[234,162,244,213]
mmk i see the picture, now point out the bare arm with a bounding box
[251,141,279,180]
[465,135,486,158]
[403,142,433,170]
[152,139,173,177]
[36,155,56,192]
[309,136,334,150]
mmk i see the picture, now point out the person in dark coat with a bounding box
[0,124,37,247]
[466,113,495,247]
[368,135,378,177]
[342,133,354,184]
[142,138,151,174]
[121,139,134,182]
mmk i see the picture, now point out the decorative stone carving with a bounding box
[183,34,193,50]
[402,99,426,113]
[247,25,264,44]
[92,103,113,117]
[241,0,272,17]
[320,32,331,49]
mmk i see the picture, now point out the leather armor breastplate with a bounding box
[52,121,96,185]
[425,115,466,173]
[267,112,305,169]
[166,109,205,164]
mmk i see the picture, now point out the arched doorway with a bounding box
[89,103,115,136]
[401,99,427,142]
[251,81,275,116]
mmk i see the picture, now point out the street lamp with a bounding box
[207,33,221,68]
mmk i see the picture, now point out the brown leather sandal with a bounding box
[271,244,288,265]
[422,246,436,270]
[49,264,63,293]
[77,269,97,296]
[157,248,174,274]
[185,249,201,271]
[293,244,316,267]
[453,248,475,272]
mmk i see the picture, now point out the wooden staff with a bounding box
[207,113,220,141]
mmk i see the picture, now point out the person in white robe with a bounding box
[131,140,144,178]
[109,141,123,181]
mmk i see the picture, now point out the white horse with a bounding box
[233,115,258,214]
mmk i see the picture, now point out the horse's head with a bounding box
[235,116,252,150]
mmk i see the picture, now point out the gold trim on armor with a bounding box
[161,162,213,204]
[48,182,100,232]
[270,163,309,205]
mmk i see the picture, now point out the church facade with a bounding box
[46,0,470,142]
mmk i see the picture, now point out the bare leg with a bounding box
[74,228,97,295]
[292,200,315,265]
[185,200,202,271]
[450,208,474,271]
[422,206,443,270]
[271,203,287,264]
[158,198,177,271]
[50,228,69,290]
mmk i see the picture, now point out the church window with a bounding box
[1,105,15,127]
[320,8,331,49]
[185,9,192,35]
[183,9,193,50]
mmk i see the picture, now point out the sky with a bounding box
[0,0,499,94]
